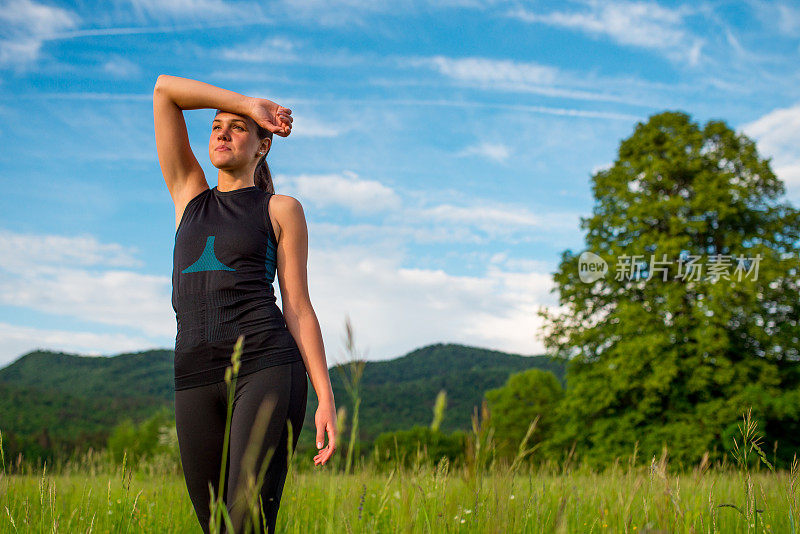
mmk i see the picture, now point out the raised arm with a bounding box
[152,75,253,206]
[153,75,292,213]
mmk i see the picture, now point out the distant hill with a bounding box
[331,343,565,439]
[0,343,564,451]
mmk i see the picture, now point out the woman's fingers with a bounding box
[313,446,330,465]
[314,448,332,466]
[277,113,291,133]
[312,421,336,465]
[327,425,336,452]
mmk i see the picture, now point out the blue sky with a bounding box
[0,0,798,368]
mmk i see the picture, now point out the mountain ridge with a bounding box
[0,342,565,450]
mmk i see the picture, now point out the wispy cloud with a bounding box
[507,0,704,66]
[0,0,79,68]
[0,322,156,368]
[126,0,260,20]
[0,222,558,367]
[216,37,376,69]
[220,36,301,63]
[740,102,800,199]
[284,114,346,137]
[9,92,152,101]
[415,202,581,241]
[101,55,142,78]
[299,244,556,362]
[0,229,143,271]
[284,171,402,214]
[279,171,584,242]
[748,1,800,37]
[457,141,512,163]
[44,19,275,40]
[415,55,559,85]
[0,229,171,336]
[775,2,800,36]
[8,91,641,121]
[404,54,640,104]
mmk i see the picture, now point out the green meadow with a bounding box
[2,336,798,533]
[1,413,798,533]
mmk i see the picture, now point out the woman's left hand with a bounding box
[313,400,337,466]
[247,97,293,137]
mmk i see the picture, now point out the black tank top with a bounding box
[171,185,302,391]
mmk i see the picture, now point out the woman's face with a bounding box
[209,112,260,170]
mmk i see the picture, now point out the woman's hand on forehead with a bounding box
[248,97,293,137]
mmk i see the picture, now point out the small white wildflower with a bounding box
[510,494,515,499]
[461,519,466,524]
[465,509,472,514]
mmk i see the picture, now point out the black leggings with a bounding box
[175,359,308,534]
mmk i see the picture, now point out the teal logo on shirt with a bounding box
[182,235,235,273]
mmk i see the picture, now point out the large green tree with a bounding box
[539,111,800,469]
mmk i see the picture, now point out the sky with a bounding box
[0,0,798,369]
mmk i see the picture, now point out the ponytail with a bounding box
[254,153,274,194]
[253,120,274,194]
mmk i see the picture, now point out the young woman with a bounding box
[153,74,337,533]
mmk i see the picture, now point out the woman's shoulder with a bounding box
[270,194,304,217]
[268,194,306,238]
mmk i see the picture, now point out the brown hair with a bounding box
[215,109,274,194]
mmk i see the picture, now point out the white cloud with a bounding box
[285,115,346,138]
[0,322,155,369]
[127,0,244,18]
[768,2,800,36]
[0,0,79,68]
[0,207,564,367]
[740,102,800,199]
[458,141,512,163]
[300,244,557,363]
[284,171,403,214]
[415,202,581,240]
[415,55,558,86]
[591,162,613,175]
[101,55,142,78]
[279,172,583,242]
[220,36,300,63]
[507,1,704,66]
[0,228,173,340]
[0,229,144,271]
[404,54,633,104]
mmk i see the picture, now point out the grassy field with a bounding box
[1,441,798,533]
[3,338,798,533]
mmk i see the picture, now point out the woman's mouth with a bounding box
[215,146,230,151]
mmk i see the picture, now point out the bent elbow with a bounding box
[154,74,171,94]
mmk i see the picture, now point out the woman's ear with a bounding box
[261,137,272,155]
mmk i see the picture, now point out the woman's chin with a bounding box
[211,155,237,167]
